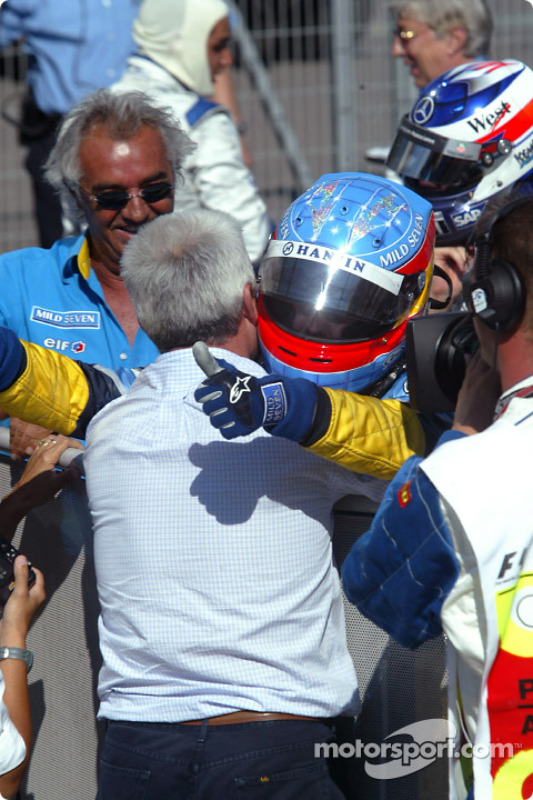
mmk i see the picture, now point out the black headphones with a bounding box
[465,196,530,333]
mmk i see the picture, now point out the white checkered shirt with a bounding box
[84,348,386,722]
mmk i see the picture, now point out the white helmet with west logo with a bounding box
[387,60,533,244]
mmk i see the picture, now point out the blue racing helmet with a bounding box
[258,172,435,393]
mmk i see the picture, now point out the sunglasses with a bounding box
[87,181,174,211]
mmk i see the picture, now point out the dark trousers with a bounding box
[24,128,64,248]
[18,90,64,248]
[96,718,347,799]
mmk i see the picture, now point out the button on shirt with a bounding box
[84,347,388,722]
[0,235,159,370]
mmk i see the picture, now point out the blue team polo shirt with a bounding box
[0,234,159,370]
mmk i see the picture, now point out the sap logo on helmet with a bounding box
[412,96,435,126]
[514,140,533,169]
[451,204,484,229]
[467,101,512,135]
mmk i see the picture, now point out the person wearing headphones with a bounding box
[341,195,533,799]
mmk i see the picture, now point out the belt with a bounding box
[180,711,319,726]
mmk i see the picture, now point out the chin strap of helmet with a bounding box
[428,265,454,311]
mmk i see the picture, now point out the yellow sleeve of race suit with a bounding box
[305,387,425,481]
[0,340,89,435]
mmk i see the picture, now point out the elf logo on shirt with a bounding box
[43,338,87,354]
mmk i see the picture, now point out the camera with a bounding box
[0,536,36,611]
[405,311,478,413]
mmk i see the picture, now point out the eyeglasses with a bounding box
[393,26,432,43]
[86,181,174,211]
[394,28,415,40]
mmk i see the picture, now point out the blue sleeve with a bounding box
[72,363,138,439]
[341,452,460,649]
[0,327,25,391]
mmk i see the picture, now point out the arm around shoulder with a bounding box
[304,389,426,480]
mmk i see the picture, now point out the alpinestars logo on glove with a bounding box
[229,375,253,404]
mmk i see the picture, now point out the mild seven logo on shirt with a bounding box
[31,306,101,329]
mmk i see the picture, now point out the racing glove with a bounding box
[193,341,320,442]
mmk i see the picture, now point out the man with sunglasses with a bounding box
[0,88,194,456]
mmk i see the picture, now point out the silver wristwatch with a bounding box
[0,646,33,673]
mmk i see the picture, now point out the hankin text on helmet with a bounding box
[292,242,368,274]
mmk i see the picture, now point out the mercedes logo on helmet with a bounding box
[282,242,294,256]
[413,96,435,126]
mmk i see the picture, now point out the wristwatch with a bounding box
[0,647,33,673]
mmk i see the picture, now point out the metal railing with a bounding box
[1,2,532,249]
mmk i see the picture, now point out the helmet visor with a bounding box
[260,251,427,344]
[387,117,482,189]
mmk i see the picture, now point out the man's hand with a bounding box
[11,434,83,497]
[0,434,84,539]
[0,556,45,646]
[9,419,53,461]
[452,351,500,435]
[192,342,318,442]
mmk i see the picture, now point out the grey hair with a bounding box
[389,0,492,57]
[120,209,257,352]
[45,89,195,206]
